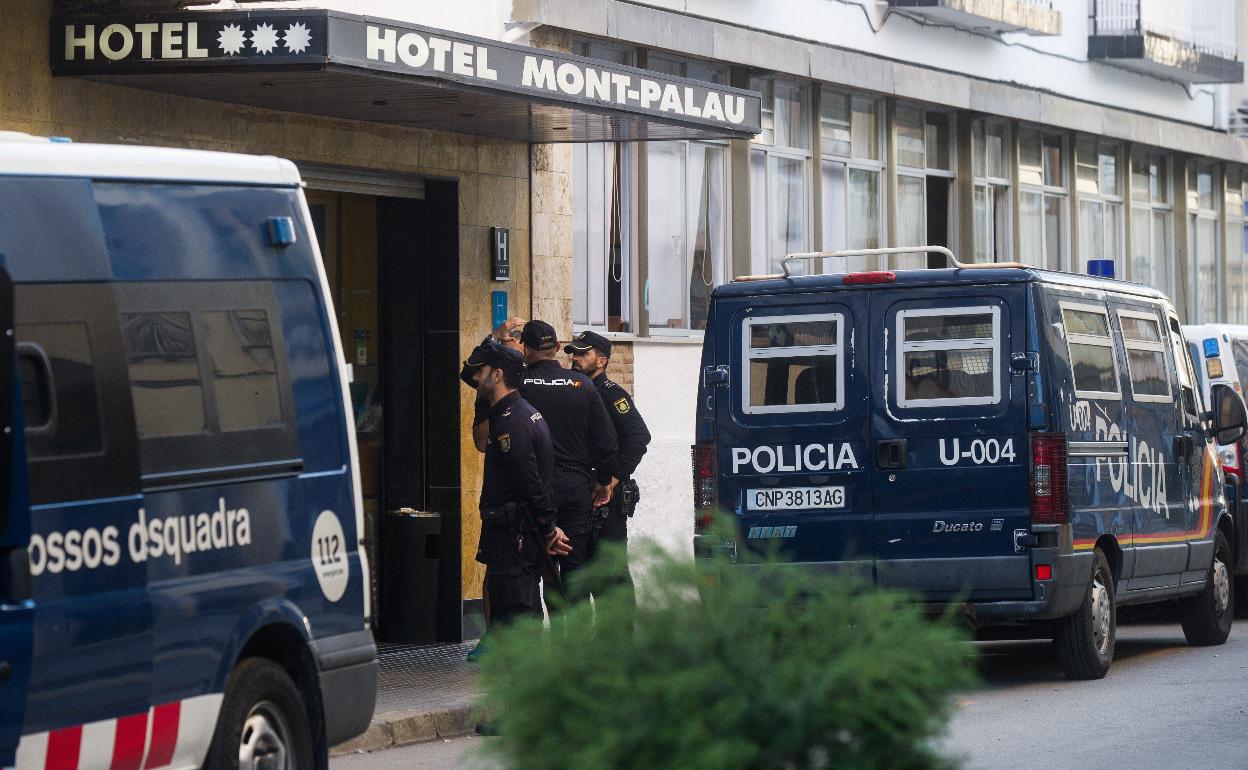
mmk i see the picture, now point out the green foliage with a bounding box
[478,534,976,770]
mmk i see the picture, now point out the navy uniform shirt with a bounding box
[592,373,651,481]
[520,358,617,486]
[480,391,558,537]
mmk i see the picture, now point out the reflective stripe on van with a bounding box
[14,694,221,770]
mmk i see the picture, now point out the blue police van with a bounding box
[693,246,1248,679]
[0,135,375,768]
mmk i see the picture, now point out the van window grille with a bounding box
[1060,303,1121,400]
[741,313,844,414]
[1117,310,1170,402]
[895,306,1001,408]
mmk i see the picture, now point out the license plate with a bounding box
[746,486,846,511]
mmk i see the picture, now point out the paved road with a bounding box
[334,615,1248,769]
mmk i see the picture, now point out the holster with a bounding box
[620,480,640,518]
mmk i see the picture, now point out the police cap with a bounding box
[467,340,526,377]
[564,329,611,357]
[520,319,559,351]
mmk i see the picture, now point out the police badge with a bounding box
[498,433,511,453]
[613,397,630,414]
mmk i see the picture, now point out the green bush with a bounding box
[478,536,976,770]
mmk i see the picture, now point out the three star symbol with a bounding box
[217,22,313,56]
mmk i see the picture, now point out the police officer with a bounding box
[518,320,617,600]
[465,341,571,624]
[566,330,651,612]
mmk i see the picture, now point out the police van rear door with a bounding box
[0,261,32,767]
[720,292,872,573]
[871,285,1032,600]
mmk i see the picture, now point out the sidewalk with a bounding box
[331,641,485,757]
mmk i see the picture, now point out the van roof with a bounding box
[714,266,1170,302]
[0,133,302,187]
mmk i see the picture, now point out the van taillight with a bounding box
[1031,432,1068,525]
[692,443,716,531]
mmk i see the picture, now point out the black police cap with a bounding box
[564,329,612,357]
[520,320,559,351]
[467,340,525,377]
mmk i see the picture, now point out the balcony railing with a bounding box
[888,0,1061,36]
[1089,0,1242,83]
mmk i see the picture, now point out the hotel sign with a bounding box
[51,11,762,136]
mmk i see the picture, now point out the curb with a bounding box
[330,703,486,757]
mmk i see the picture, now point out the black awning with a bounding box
[51,10,763,143]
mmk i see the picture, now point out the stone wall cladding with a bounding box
[1,0,539,599]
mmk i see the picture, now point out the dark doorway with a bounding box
[926,177,952,269]
[379,182,462,643]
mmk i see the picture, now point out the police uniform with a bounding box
[518,320,617,597]
[463,342,559,624]
[566,330,651,609]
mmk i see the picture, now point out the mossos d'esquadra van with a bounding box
[0,134,374,769]
[693,246,1248,680]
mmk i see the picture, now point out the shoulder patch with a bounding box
[498,433,511,453]
[613,397,630,414]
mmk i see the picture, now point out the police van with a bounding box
[1183,323,1248,610]
[0,135,375,768]
[693,247,1248,679]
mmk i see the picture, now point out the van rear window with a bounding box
[1061,303,1120,399]
[896,306,1000,407]
[742,314,844,414]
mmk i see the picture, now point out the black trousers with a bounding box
[476,517,540,625]
[586,495,636,616]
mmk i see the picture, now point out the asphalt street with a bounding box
[333,615,1248,769]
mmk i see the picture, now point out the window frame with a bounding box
[741,311,845,415]
[895,305,1001,409]
[972,118,1014,264]
[1187,159,1221,323]
[819,87,885,272]
[1060,300,1122,401]
[751,76,812,275]
[572,141,633,333]
[1128,149,1174,296]
[1116,309,1172,404]
[1018,127,1070,271]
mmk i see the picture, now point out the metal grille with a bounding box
[375,642,480,715]
[1090,0,1238,60]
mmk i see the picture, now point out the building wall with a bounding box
[1,0,537,602]
[540,0,1224,128]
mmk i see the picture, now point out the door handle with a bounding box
[876,439,907,469]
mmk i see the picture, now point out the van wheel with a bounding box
[205,658,315,770]
[1054,548,1115,680]
[1180,531,1235,646]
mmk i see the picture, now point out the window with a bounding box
[893,105,955,268]
[1129,149,1174,297]
[572,142,631,332]
[751,77,811,275]
[972,119,1012,263]
[1019,128,1068,271]
[1168,315,1199,420]
[1076,138,1124,271]
[1061,303,1120,399]
[820,88,883,272]
[647,141,727,334]
[572,39,633,333]
[896,307,1000,407]
[1117,310,1170,402]
[16,325,103,458]
[742,313,844,414]
[1187,160,1220,323]
[1225,167,1248,323]
[116,282,299,483]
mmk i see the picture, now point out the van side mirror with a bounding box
[1209,383,1247,445]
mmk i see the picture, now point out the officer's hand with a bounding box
[546,527,573,556]
[592,483,612,507]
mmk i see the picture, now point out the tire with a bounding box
[204,657,315,770]
[1054,548,1116,680]
[1180,531,1235,647]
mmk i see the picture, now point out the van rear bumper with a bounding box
[310,629,378,747]
[968,549,1092,622]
